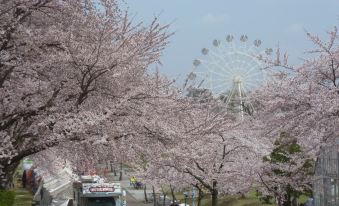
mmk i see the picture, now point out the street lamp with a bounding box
[183,192,188,206]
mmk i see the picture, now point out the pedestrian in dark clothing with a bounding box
[22,170,26,188]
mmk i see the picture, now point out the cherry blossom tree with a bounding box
[252,27,339,153]
[0,0,170,188]
[28,72,182,176]
[128,89,269,206]
[251,26,339,205]
[162,128,261,206]
[134,163,187,204]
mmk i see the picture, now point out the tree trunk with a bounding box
[276,197,283,206]
[0,161,20,190]
[170,184,176,204]
[211,189,218,206]
[144,185,148,203]
[240,193,246,198]
[152,186,157,206]
[285,193,291,206]
[161,186,166,206]
[163,193,166,206]
[119,162,123,181]
[211,180,218,206]
[119,171,122,181]
[197,187,203,206]
[282,193,291,206]
[291,196,298,206]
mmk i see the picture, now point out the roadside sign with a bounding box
[82,183,122,197]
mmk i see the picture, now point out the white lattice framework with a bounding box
[189,34,272,119]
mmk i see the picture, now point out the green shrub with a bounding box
[0,190,15,206]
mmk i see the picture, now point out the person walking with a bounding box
[22,170,27,188]
[130,176,136,188]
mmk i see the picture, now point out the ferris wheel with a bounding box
[188,34,272,119]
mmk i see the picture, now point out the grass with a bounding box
[11,170,33,206]
[200,195,274,206]
[166,190,276,206]
[0,190,15,206]
[187,192,308,206]
[183,195,274,206]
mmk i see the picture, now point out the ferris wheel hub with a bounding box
[233,75,243,83]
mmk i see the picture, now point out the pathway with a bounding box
[13,187,33,206]
[107,172,154,206]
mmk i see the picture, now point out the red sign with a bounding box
[89,187,115,192]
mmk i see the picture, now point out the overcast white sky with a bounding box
[123,0,339,81]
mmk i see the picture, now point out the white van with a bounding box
[73,176,126,206]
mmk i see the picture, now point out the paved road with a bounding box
[100,167,175,206]
[106,172,154,206]
[126,192,153,206]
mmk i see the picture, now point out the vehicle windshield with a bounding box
[88,197,115,206]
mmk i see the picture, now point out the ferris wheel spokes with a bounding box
[189,34,270,120]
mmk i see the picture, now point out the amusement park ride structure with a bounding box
[187,34,339,206]
[189,34,272,120]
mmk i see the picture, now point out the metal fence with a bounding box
[314,147,339,206]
